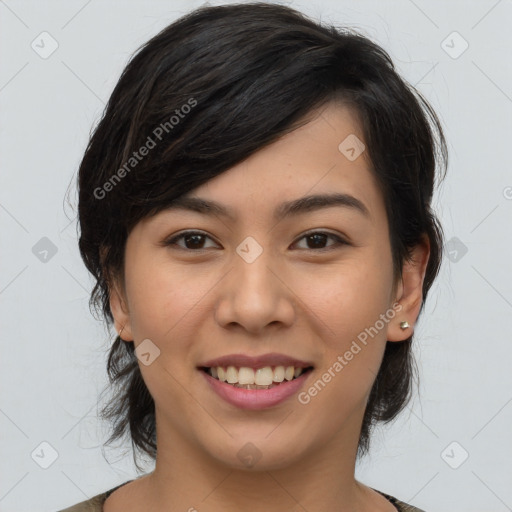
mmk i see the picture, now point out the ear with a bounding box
[387,234,430,342]
[109,277,134,342]
[100,246,133,342]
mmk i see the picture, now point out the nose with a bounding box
[214,244,296,335]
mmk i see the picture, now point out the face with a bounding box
[110,101,425,472]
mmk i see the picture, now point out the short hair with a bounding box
[76,2,447,470]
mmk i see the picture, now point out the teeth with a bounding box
[226,366,238,384]
[273,366,285,382]
[255,367,273,386]
[284,366,294,381]
[238,367,255,385]
[207,365,308,385]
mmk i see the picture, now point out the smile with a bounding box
[197,353,314,409]
[200,365,313,389]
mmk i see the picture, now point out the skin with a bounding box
[105,101,430,512]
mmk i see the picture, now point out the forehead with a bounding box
[148,101,387,229]
[174,102,384,220]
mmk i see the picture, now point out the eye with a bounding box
[162,230,348,252]
[163,231,219,251]
[292,230,348,251]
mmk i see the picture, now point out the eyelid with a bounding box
[160,230,219,249]
[293,230,349,251]
[161,229,350,252]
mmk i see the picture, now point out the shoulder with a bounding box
[373,488,427,512]
[55,492,107,512]
[56,479,134,512]
[393,498,427,512]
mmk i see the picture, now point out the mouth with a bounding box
[197,353,315,409]
[199,365,314,390]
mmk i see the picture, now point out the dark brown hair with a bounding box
[75,2,447,471]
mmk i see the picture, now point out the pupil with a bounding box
[186,234,204,249]
[308,233,326,249]
[186,234,327,250]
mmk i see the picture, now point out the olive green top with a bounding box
[57,479,426,511]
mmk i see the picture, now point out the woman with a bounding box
[60,2,447,511]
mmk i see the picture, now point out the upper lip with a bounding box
[199,352,314,370]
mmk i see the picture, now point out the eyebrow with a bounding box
[164,192,370,222]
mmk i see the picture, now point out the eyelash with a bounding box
[162,230,349,253]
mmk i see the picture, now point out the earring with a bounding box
[119,325,125,340]
[400,321,410,330]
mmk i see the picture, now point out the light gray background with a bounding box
[1,1,511,511]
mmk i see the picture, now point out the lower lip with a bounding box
[200,369,313,410]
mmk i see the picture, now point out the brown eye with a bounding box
[164,231,218,251]
[163,230,348,252]
[293,231,348,251]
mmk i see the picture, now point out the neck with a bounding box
[143,411,372,512]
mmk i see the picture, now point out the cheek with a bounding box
[297,256,394,349]
[297,267,393,429]
[123,257,224,390]
[295,263,394,422]
[124,256,204,337]
[123,260,208,413]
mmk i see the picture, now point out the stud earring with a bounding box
[399,321,410,330]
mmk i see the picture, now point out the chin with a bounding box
[201,432,309,472]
